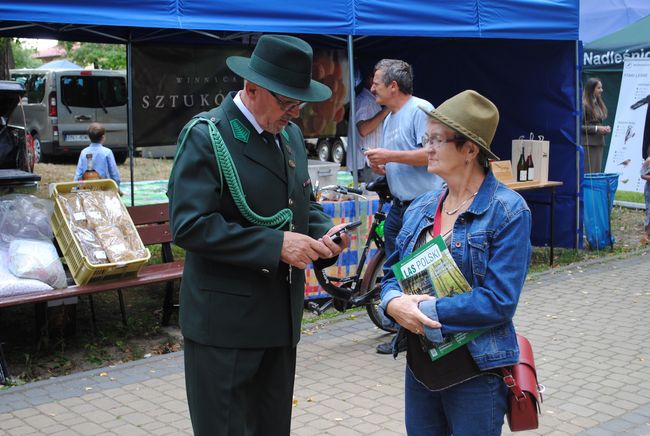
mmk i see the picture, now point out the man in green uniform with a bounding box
[167,35,350,435]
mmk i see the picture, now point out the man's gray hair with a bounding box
[374,59,414,95]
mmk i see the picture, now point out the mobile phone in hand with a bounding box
[330,220,362,244]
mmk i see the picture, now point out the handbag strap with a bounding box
[501,367,527,401]
[430,189,446,237]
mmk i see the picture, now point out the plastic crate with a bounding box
[51,179,151,285]
[308,160,340,189]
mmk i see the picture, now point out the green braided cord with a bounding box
[174,117,293,230]
[174,118,225,195]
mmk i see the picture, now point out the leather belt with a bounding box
[392,198,413,208]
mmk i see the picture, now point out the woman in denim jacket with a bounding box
[380,90,532,435]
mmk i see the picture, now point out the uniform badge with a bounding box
[230,119,250,143]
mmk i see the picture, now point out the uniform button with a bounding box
[288,198,294,206]
[261,268,270,274]
[454,242,461,248]
[210,117,216,122]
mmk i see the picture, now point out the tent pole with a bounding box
[575,40,581,251]
[127,32,135,207]
[347,34,357,188]
[347,34,362,224]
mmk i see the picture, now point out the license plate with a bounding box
[65,134,90,142]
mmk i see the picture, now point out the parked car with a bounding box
[9,68,128,163]
[0,80,35,173]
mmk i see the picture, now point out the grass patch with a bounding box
[0,284,179,384]
[615,190,644,204]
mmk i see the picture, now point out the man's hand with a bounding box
[369,163,386,175]
[386,294,440,334]
[364,148,394,166]
[319,223,352,254]
[281,232,333,270]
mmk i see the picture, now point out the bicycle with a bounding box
[310,176,397,333]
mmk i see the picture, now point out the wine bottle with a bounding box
[517,147,527,182]
[526,151,535,181]
[82,153,100,180]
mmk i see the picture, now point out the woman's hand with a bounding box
[386,294,441,334]
[597,125,611,135]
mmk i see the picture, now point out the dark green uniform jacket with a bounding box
[167,93,332,348]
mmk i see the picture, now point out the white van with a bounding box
[9,69,128,163]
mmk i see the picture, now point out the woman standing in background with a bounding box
[581,77,610,173]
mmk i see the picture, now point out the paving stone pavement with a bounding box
[1,251,649,435]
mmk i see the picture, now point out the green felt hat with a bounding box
[226,34,332,102]
[421,90,500,160]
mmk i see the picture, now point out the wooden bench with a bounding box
[0,203,183,381]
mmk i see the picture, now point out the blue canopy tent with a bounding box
[38,60,82,70]
[0,0,581,249]
[580,0,650,44]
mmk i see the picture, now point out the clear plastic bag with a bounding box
[0,194,54,243]
[121,223,147,259]
[95,225,142,263]
[8,239,67,288]
[59,192,88,228]
[79,191,109,228]
[72,226,108,265]
[102,190,130,226]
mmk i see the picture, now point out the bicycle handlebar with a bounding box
[347,187,364,195]
[319,185,366,199]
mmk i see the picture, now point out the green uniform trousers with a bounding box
[184,338,297,436]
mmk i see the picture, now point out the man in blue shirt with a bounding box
[347,67,389,183]
[365,59,443,354]
[73,123,121,186]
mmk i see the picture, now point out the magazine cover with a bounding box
[392,235,484,361]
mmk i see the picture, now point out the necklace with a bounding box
[442,191,478,215]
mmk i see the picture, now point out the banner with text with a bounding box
[132,44,250,147]
[604,58,650,194]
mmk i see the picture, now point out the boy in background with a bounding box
[73,122,121,186]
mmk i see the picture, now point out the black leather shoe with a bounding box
[376,341,393,354]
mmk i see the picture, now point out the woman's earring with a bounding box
[465,159,469,165]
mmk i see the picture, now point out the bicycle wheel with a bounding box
[363,252,397,333]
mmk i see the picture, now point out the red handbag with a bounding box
[501,334,543,432]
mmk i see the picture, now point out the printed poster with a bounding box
[604,58,650,194]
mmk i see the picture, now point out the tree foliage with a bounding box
[63,42,126,70]
[0,39,43,78]
[11,39,41,69]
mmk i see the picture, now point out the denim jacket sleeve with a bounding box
[434,205,532,334]
[378,248,402,332]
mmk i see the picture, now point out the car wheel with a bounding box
[32,135,42,163]
[331,139,346,165]
[316,139,331,162]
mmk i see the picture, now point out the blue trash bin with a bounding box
[583,173,619,250]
